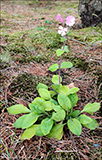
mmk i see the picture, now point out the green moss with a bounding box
[9,73,52,100]
[70,26,102,44]
[1,29,64,64]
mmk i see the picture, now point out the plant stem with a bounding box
[59,39,66,84]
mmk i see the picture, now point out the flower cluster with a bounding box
[56,14,75,36]
[58,26,68,36]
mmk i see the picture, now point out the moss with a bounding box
[71,56,89,71]
[9,73,52,101]
[1,29,64,64]
[70,26,102,44]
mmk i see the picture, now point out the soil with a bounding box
[0,0,102,159]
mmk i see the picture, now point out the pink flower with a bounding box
[56,14,61,20]
[58,26,68,36]
[60,17,64,23]
[66,16,75,26]
[56,14,64,23]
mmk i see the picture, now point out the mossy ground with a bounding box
[0,0,102,159]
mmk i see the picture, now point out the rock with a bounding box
[78,0,102,27]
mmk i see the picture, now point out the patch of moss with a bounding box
[9,73,52,101]
[70,26,101,44]
[70,56,89,71]
[1,29,64,64]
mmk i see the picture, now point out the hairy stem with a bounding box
[59,39,66,84]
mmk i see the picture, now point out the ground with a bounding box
[0,0,102,159]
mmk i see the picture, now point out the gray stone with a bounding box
[78,0,102,27]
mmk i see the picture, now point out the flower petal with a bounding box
[56,14,61,20]
[66,16,75,26]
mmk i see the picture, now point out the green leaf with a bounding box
[47,123,64,140]
[67,30,69,35]
[61,61,73,69]
[66,87,79,96]
[79,114,92,124]
[68,110,80,118]
[48,63,59,72]
[35,125,44,136]
[56,49,64,57]
[50,98,58,105]
[41,117,54,135]
[61,37,67,42]
[49,90,57,97]
[38,88,51,100]
[58,94,72,111]
[57,85,69,95]
[61,45,69,52]
[7,104,30,115]
[32,97,45,106]
[81,102,100,114]
[29,103,45,113]
[22,111,39,129]
[13,115,27,128]
[68,93,78,107]
[67,118,82,136]
[20,124,39,140]
[51,75,62,84]
[83,118,98,130]
[42,101,54,111]
[52,84,62,93]
[52,105,65,122]
[37,83,48,90]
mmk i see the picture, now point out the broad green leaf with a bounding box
[67,118,82,136]
[32,97,45,106]
[61,62,73,69]
[29,103,45,113]
[83,118,98,130]
[7,104,30,115]
[66,87,79,96]
[52,75,62,84]
[38,88,51,100]
[47,123,64,140]
[35,125,44,136]
[57,85,69,95]
[79,114,92,124]
[13,115,27,128]
[22,111,39,129]
[68,110,80,119]
[50,98,58,105]
[61,45,69,52]
[41,117,54,135]
[48,63,59,72]
[68,93,78,107]
[49,90,57,97]
[81,102,100,114]
[61,37,67,42]
[71,110,80,117]
[56,49,64,57]
[37,83,48,90]
[52,105,65,122]
[58,94,72,111]
[20,125,39,140]
[42,101,54,111]
[52,84,62,93]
